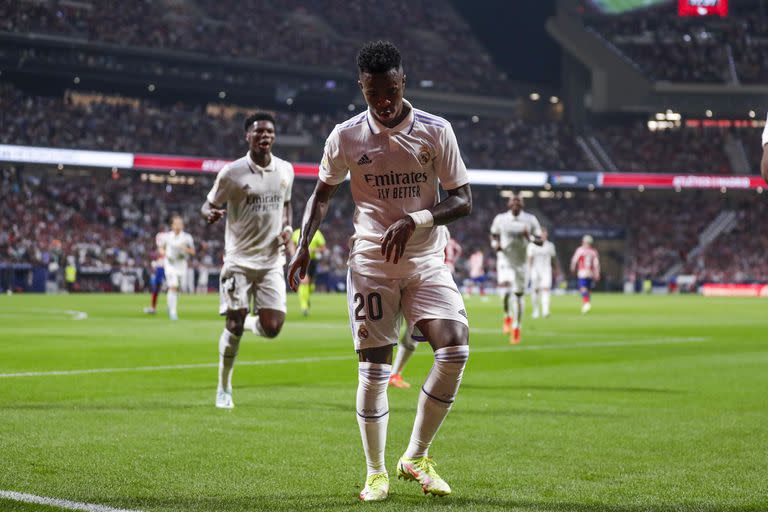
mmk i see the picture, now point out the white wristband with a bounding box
[407,209,434,228]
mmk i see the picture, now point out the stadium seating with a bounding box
[0,0,512,95]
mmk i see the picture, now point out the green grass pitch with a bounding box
[0,292,766,512]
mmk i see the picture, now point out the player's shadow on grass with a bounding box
[395,495,764,512]
[462,383,683,394]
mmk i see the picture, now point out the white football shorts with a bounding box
[346,265,468,352]
[496,255,526,294]
[218,263,287,315]
[165,263,188,289]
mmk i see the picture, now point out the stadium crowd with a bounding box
[584,1,768,84]
[0,0,511,95]
[0,83,747,175]
[2,164,763,294]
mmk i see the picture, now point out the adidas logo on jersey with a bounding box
[357,154,372,165]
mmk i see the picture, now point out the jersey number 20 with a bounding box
[354,292,383,321]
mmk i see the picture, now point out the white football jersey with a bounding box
[163,231,194,267]
[762,112,768,146]
[527,240,556,274]
[207,152,294,270]
[319,99,469,279]
[490,210,542,265]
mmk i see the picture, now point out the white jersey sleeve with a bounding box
[762,113,768,146]
[434,124,469,190]
[530,215,542,238]
[319,127,349,186]
[206,166,234,207]
[490,214,501,236]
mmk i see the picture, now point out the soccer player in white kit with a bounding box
[161,216,195,321]
[288,41,471,502]
[761,113,768,183]
[490,194,542,344]
[201,112,294,410]
[527,227,557,319]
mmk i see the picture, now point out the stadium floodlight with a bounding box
[705,109,713,117]
[471,116,479,123]
[749,111,756,118]
[218,91,227,99]
[550,96,559,104]
[530,92,540,101]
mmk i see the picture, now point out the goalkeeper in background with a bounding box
[291,228,326,316]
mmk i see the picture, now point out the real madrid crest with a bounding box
[418,144,432,166]
[358,324,369,340]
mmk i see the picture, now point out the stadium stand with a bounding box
[0,0,512,95]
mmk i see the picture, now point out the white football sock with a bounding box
[167,290,178,317]
[218,329,241,391]
[405,345,469,459]
[542,290,551,316]
[512,294,524,329]
[244,314,267,337]
[531,288,540,317]
[357,362,391,475]
[393,334,417,375]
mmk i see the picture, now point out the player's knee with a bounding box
[226,317,245,337]
[261,317,283,338]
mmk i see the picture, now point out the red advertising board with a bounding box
[678,0,728,17]
[700,284,768,297]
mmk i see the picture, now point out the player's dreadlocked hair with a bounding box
[243,112,276,132]
[357,40,402,74]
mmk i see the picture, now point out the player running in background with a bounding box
[161,216,195,321]
[202,112,294,410]
[389,227,459,389]
[143,228,167,314]
[570,235,600,314]
[527,227,557,319]
[288,41,471,502]
[466,248,486,295]
[490,194,542,344]
[290,228,326,316]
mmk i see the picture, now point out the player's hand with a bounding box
[380,216,416,264]
[287,245,310,291]
[278,226,292,246]
[206,208,226,224]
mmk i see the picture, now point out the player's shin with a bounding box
[512,294,524,329]
[218,329,241,391]
[357,362,391,475]
[167,289,178,318]
[405,345,469,458]
[298,283,310,313]
[531,288,540,318]
[542,289,551,316]
[393,335,417,376]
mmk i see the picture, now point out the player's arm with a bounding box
[570,250,579,273]
[202,168,230,224]
[761,144,768,183]
[287,180,340,290]
[278,200,293,245]
[381,183,472,264]
[594,252,601,281]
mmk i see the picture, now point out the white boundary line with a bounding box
[0,490,141,512]
[0,337,706,379]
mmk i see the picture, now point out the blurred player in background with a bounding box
[491,194,542,344]
[290,228,326,316]
[143,227,167,314]
[202,112,294,410]
[570,235,600,314]
[527,227,557,319]
[389,227,459,389]
[161,216,195,321]
[288,41,471,502]
[466,248,486,295]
